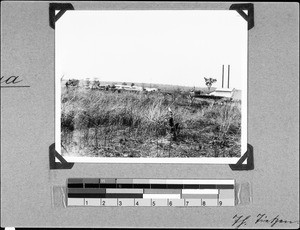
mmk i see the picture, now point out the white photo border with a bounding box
[55,10,248,164]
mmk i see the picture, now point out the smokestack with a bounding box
[227,65,230,88]
[222,65,224,88]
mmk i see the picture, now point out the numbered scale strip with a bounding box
[67,178,235,207]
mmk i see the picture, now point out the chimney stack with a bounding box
[227,65,230,88]
[222,65,224,88]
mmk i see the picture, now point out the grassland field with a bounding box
[61,83,241,158]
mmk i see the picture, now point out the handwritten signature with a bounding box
[232,214,299,228]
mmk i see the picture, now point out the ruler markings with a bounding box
[134,198,152,206]
[185,198,202,207]
[84,198,101,206]
[117,198,135,206]
[101,198,118,206]
[168,198,185,206]
[67,178,235,207]
[151,198,168,206]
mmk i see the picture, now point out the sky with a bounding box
[55,10,247,90]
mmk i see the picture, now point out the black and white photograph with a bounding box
[2,2,300,229]
[55,10,248,163]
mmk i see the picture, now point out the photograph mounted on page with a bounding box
[55,10,247,163]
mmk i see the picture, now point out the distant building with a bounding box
[129,86,143,91]
[209,88,236,98]
[145,87,158,92]
[115,85,144,92]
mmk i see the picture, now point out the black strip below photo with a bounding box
[133,184,151,189]
[183,184,200,189]
[99,183,117,188]
[216,185,234,189]
[68,193,105,198]
[116,184,133,188]
[68,193,143,198]
[68,183,84,188]
[85,183,100,188]
[199,185,217,189]
[167,184,183,189]
[150,184,167,189]
[105,193,143,198]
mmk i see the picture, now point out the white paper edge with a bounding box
[54,10,248,165]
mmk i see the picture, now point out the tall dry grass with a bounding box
[61,87,241,158]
